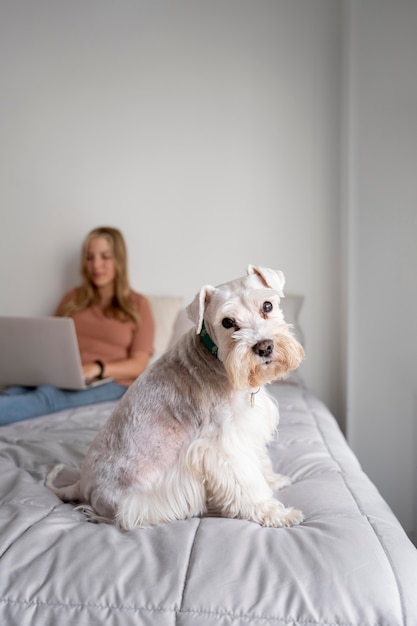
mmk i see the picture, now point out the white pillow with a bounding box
[279,294,305,385]
[280,294,305,348]
[167,309,194,350]
[146,295,185,357]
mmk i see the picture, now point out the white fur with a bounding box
[46,265,304,529]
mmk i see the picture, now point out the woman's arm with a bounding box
[83,351,151,385]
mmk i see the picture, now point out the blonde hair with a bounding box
[57,227,140,328]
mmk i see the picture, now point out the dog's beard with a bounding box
[223,332,304,389]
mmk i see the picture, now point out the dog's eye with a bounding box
[222,318,235,329]
[262,301,273,314]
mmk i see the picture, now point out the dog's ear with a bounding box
[186,285,216,333]
[247,265,286,297]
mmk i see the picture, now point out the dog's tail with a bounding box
[45,463,82,502]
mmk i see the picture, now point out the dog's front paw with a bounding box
[251,500,304,528]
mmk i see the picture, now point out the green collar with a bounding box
[199,320,219,359]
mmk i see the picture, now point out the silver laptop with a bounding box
[0,316,112,390]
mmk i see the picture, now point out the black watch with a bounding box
[94,360,105,379]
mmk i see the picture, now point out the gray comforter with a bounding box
[0,383,416,626]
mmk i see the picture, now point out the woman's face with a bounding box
[85,236,116,290]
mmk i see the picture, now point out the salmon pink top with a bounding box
[56,289,155,386]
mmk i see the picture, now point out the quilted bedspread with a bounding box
[0,383,416,626]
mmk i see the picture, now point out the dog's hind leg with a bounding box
[45,463,82,502]
[115,459,207,530]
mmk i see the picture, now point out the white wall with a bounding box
[346,0,417,541]
[0,1,343,418]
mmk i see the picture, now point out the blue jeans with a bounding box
[0,382,127,426]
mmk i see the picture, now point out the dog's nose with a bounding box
[252,340,273,358]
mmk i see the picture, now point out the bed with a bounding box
[1,296,416,626]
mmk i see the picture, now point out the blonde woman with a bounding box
[0,227,155,424]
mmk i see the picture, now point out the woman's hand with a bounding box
[82,362,103,383]
[82,352,150,385]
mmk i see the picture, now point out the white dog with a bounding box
[46,265,305,529]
